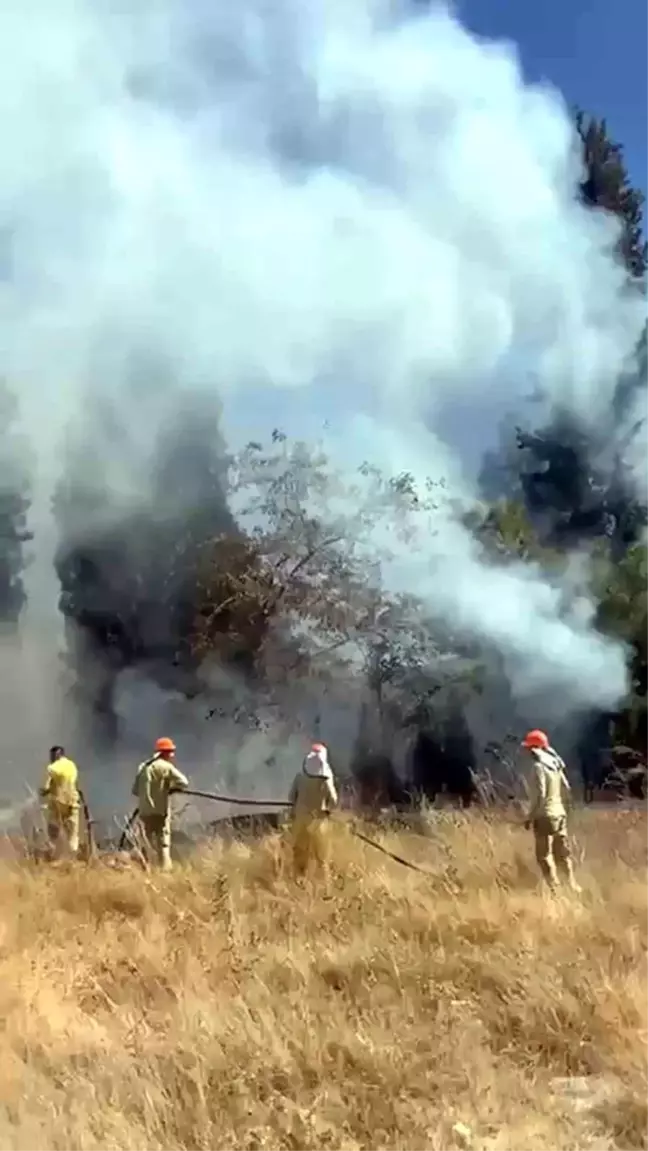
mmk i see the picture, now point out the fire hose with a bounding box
[117,786,435,875]
[345,826,436,875]
[117,788,291,853]
[173,787,292,808]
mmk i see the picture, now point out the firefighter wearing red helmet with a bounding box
[521,729,580,893]
[131,737,189,871]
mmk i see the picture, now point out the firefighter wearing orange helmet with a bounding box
[131,737,189,871]
[521,729,580,893]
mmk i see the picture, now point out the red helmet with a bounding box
[155,736,176,753]
[521,729,549,750]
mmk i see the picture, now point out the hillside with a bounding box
[0,809,645,1150]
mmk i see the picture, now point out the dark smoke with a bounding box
[53,380,235,747]
[0,381,33,630]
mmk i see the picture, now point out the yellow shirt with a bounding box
[43,756,79,808]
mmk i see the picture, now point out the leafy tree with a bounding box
[193,432,486,802]
[193,432,444,688]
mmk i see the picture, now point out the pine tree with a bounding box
[490,113,644,552]
[479,113,647,771]
[576,111,647,280]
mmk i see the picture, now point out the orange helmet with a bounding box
[155,736,176,753]
[521,729,549,750]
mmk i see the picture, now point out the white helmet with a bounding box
[303,742,330,778]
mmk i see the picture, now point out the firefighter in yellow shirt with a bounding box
[131,737,189,871]
[522,729,580,893]
[40,745,81,859]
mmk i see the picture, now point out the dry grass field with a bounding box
[0,807,645,1151]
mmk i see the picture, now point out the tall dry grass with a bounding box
[0,807,645,1150]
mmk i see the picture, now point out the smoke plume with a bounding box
[0,0,644,803]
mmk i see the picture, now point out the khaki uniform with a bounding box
[289,750,339,877]
[132,755,188,871]
[41,756,80,858]
[527,747,578,891]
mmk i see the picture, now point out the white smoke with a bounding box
[1,0,644,735]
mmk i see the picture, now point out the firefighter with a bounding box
[131,737,189,871]
[39,745,81,859]
[288,742,339,878]
[522,729,580,893]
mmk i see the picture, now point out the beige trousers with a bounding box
[292,815,330,878]
[46,803,80,858]
[533,814,577,890]
[140,812,172,871]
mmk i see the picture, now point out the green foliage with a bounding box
[595,542,647,640]
[594,542,647,751]
[468,497,559,565]
[576,111,647,279]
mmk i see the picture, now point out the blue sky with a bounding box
[457,0,647,199]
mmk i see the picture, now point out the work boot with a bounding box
[563,861,581,894]
[553,852,581,894]
[538,858,559,892]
